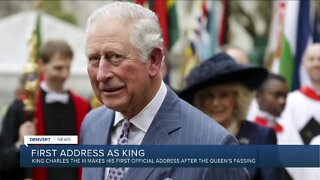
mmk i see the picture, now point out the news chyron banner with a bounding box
[21,136,320,168]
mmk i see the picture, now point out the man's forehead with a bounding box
[305,44,320,56]
[47,53,72,64]
[265,80,287,91]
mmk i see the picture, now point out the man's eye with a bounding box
[107,54,122,59]
[107,53,123,64]
[54,66,63,71]
[88,56,100,64]
[114,54,122,59]
[89,56,100,61]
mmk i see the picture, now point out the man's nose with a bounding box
[61,68,70,79]
[278,96,286,106]
[97,58,114,82]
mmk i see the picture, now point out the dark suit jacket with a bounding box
[236,121,281,180]
[81,88,249,180]
[0,134,23,180]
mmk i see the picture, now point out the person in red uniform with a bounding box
[0,40,90,180]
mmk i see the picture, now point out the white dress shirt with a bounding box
[105,81,167,179]
[40,82,69,104]
[110,81,167,145]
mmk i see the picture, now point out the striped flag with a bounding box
[293,0,311,89]
[273,0,312,90]
[152,1,169,48]
[312,6,319,43]
[279,1,299,90]
[208,0,218,54]
[167,0,179,49]
[268,0,316,90]
[264,1,286,72]
[218,0,229,46]
[133,0,179,50]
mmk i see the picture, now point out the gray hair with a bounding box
[85,1,163,61]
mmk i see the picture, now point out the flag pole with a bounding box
[22,1,42,179]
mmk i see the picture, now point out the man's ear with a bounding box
[148,47,163,77]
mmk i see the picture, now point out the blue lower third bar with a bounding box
[20,145,320,168]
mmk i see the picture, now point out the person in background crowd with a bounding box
[180,53,282,180]
[254,73,288,133]
[221,45,250,65]
[221,44,265,125]
[0,40,90,180]
[278,43,320,180]
[80,2,249,180]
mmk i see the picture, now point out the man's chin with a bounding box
[102,100,125,111]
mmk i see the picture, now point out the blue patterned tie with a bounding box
[107,119,132,180]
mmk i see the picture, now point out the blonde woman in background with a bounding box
[180,53,282,180]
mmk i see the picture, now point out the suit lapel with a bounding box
[95,108,115,180]
[125,88,182,180]
[97,108,115,144]
[141,88,182,144]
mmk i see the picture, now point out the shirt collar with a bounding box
[114,81,167,133]
[40,81,69,104]
[256,109,277,124]
[40,81,67,93]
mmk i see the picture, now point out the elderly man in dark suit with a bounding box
[81,2,249,180]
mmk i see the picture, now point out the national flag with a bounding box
[278,0,317,90]
[180,41,200,88]
[293,0,311,89]
[279,1,299,91]
[208,0,218,54]
[312,7,319,43]
[133,0,150,8]
[184,0,212,62]
[133,0,179,50]
[152,1,169,48]
[196,0,211,61]
[167,0,179,49]
[218,0,229,46]
[264,1,286,72]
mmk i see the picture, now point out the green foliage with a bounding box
[230,1,273,66]
[42,0,77,25]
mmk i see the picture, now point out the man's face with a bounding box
[42,53,72,92]
[257,79,288,117]
[86,21,158,117]
[303,45,320,83]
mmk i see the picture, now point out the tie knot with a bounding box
[122,119,131,131]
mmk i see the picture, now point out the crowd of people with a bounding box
[0,1,319,180]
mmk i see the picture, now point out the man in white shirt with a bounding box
[278,43,320,180]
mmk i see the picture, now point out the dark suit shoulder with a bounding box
[237,121,276,144]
